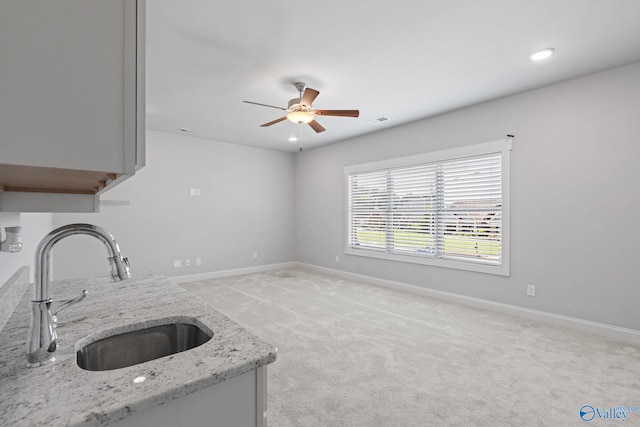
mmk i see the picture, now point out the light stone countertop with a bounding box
[0,273,277,426]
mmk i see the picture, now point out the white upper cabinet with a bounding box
[0,0,145,212]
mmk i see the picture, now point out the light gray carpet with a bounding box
[179,268,640,426]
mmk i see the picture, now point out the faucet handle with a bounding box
[119,256,131,278]
[108,255,130,281]
[52,290,88,317]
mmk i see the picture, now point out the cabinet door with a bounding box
[107,368,268,427]
[0,0,143,174]
[0,0,144,212]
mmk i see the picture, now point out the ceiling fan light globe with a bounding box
[287,111,314,124]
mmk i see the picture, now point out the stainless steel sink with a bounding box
[76,322,213,371]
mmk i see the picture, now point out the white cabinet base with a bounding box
[108,367,268,427]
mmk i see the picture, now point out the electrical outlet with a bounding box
[526,284,536,297]
[253,252,258,260]
[173,260,181,268]
[196,257,201,266]
[335,255,340,263]
[185,259,191,266]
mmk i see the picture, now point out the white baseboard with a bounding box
[296,262,640,346]
[169,261,640,346]
[169,262,298,284]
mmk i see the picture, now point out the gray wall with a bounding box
[0,212,52,286]
[295,61,640,330]
[51,131,295,280]
[4,62,639,332]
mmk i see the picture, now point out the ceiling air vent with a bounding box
[367,117,389,124]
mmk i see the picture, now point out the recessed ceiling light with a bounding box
[530,48,555,62]
[288,136,298,142]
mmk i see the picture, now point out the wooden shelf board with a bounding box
[0,164,116,195]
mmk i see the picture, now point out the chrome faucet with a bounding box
[26,223,130,367]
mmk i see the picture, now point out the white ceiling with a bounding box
[146,0,640,152]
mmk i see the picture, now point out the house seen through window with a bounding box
[345,139,511,276]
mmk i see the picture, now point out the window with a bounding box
[345,139,511,275]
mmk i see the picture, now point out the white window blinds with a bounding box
[440,153,502,263]
[346,139,510,275]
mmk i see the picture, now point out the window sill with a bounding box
[345,246,510,276]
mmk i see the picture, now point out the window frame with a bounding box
[344,138,511,276]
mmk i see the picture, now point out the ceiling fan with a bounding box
[243,82,359,133]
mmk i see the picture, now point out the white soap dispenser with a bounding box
[1,226,23,253]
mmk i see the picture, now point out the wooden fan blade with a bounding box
[300,88,320,106]
[260,117,287,127]
[308,119,326,133]
[313,109,359,117]
[243,100,287,111]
